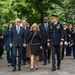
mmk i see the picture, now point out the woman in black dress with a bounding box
[66,24,73,56]
[72,25,75,59]
[26,23,42,70]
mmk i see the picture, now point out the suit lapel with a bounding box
[42,24,47,32]
[15,26,21,35]
[18,26,21,35]
[14,26,18,35]
[43,23,49,32]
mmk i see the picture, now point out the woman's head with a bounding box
[73,25,75,30]
[8,22,13,29]
[26,23,30,27]
[31,23,39,31]
[69,24,73,30]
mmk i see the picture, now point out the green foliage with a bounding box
[0,0,75,33]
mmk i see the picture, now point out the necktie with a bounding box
[17,26,20,34]
[45,24,48,31]
[25,26,26,31]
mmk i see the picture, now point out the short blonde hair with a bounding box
[31,23,39,31]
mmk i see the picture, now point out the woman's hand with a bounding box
[23,44,27,47]
[10,43,13,48]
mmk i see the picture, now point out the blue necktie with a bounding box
[45,24,48,31]
[17,26,20,34]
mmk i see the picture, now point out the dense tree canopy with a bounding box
[0,0,75,33]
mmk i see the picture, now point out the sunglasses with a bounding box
[44,19,48,20]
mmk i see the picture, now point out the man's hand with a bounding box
[0,36,4,39]
[23,44,27,47]
[60,42,63,46]
[69,35,71,37]
[40,46,42,50]
[72,42,74,45]
[10,43,13,48]
[47,42,50,46]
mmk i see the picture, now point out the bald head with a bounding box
[43,17,48,23]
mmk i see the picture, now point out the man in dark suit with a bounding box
[39,17,51,65]
[9,18,26,71]
[47,15,64,71]
[21,20,30,65]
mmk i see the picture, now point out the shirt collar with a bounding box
[16,25,20,27]
[64,27,67,30]
[44,23,48,25]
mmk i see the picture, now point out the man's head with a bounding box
[22,20,27,26]
[51,15,58,23]
[43,17,48,23]
[62,22,67,28]
[15,18,20,26]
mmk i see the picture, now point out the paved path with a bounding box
[0,55,75,75]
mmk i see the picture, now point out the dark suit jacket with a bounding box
[72,30,75,44]
[25,26,30,40]
[49,22,64,45]
[39,23,50,45]
[26,30,42,45]
[4,30,11,46]
[67,28,72,42]
[9,26,26,47]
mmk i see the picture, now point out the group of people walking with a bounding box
[62,23,75,59]
[0,14,75,72]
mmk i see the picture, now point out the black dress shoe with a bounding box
[57,66,60,70]
[28,61,30,64]
[22,63,26,66]
[18,68,21,71]
[51,68,56,71]
[12,68,16,72]
[0,57,3,60]
[43,62,47,65]
[48,60,50,64]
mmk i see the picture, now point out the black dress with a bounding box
[27,30,42,56]
[66,28,72,56]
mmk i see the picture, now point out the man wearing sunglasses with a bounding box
[9,18,26,72]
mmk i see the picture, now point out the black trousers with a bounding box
[42,44,51,62]
[62,47,64,59]
[0,43,4,57]
[22,47,26,63]
[51,45,61,68]
[66,45,71,56]
[47,46,51,60]
[12,46,22,69]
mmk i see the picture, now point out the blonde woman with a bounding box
[26,23,42,70]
